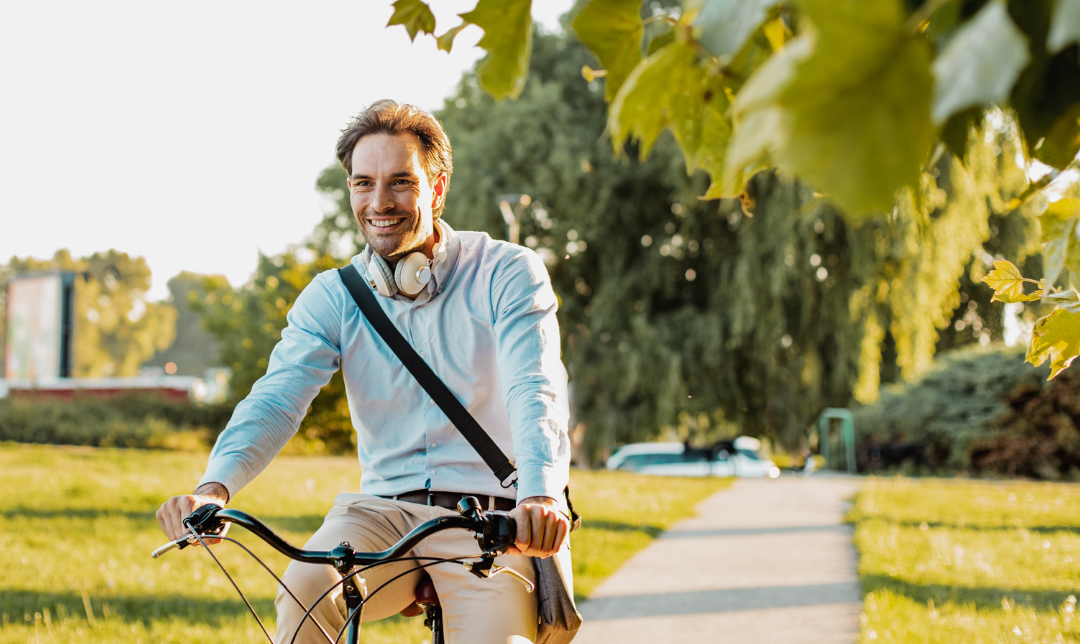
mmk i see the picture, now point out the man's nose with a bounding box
[373,184,395,212]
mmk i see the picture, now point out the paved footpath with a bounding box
[574,475,864,644]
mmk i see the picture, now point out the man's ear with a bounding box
[431,173,448,208]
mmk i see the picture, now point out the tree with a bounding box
[430,27,1042,461]
[143,272,224,376]
[191,249,355,453]
[389,0,1080,383]
[3,250,176,378]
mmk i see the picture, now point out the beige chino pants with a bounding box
[274,493,538,644]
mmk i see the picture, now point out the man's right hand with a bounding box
[156,482,230,543]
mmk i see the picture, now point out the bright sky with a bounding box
[1,1,573,301]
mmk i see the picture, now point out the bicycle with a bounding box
[151,496,534,644]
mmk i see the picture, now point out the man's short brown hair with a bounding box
[336,100,453,217]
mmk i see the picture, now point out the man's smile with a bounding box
[367,216,407,229]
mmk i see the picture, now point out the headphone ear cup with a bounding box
[395,252,432,296]
[367,255,397,297]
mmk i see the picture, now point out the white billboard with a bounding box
[4,274,65,380]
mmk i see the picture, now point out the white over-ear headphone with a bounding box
[367,220,449,297]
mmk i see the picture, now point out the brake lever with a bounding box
[461,557,535,593]
[150,505,228,559]
[151,532,198,558]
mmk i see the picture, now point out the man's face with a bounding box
[347,132,446,262]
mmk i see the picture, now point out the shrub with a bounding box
[0,393,234,450]
[852,346,1080,480]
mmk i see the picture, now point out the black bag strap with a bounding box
[338,264,519,488]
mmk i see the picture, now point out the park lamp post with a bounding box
[497,193,531,245]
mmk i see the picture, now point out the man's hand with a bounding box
[506,496,569,558]
[156,482,229,544]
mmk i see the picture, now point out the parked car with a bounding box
[605,437,781,479]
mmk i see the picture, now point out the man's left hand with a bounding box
[506,496,569,558]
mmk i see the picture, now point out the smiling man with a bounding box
[156,100,572,643]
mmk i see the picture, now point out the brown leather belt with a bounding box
[384,490,516,512]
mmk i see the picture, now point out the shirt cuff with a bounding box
[515,463,569,509]
[199,461,250,504]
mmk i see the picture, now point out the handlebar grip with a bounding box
[478,512,517,554]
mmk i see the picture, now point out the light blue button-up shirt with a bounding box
[200,221,571,504]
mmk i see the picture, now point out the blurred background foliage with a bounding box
[251,24,1055,466]
[3,5,1079,476]
[1,250,176,378]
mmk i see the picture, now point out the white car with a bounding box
[606,437,781,479]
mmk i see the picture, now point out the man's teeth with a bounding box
[370,218,404,228]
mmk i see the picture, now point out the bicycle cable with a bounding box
[183,528,448,644]
[208,534,335,644]
[182,520,491,644]
[331,557,469,644]
[288,555,466,644]
[188,527,274,644]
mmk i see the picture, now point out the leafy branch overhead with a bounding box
[982,198,1080,380]
[388,0,1080,217]
[385,0,1080,378]
[982,260,1043,303]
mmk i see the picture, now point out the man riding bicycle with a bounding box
[157,100,572,644]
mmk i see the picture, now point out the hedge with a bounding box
[0,393,234,451]
[852,346,1080,480]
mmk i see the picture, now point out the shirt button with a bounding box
[430,469,436,475]
[420,351,427,358]
[430,441,437,448]
[429,399,435,406]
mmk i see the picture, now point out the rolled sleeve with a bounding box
[491,249,571,502]
[200,274,343,498]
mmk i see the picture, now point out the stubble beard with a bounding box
[359,207,429,263]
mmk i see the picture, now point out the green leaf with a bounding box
[387,0,437,42]
[460,0,534,101]
[930,0,1031,125]
[436,23,467,53]
[571,0,644,102]
[646,25,676,56]
[981,259,1043,303]
[1033,101,1080,169]
[1009,0,1080,146]
[1048,0,1080,53]
[1027,305,1080,378]
[720,34,813,197]
[609,41,732,179]
[940,107,986,163]
[1045,290,1080,305]
[1041,198,1080,292]
[773,0,936,215]
[694,0,780,63]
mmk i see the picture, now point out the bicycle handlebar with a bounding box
[152,495,518,568]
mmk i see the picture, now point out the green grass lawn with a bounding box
[0,442,730,643]
[850,477,1080,644]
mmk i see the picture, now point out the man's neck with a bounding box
[384,222,440,269]
[381,222,441,301]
